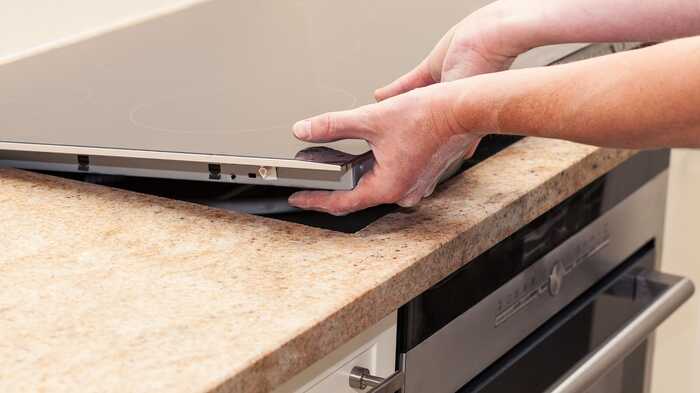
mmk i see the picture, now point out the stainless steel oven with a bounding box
[458,243,691,393]
[348,150,694,393]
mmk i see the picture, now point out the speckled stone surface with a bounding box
[0,137,635,393]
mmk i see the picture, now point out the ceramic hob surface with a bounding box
[0,0,599,178]
[0,0,420,168]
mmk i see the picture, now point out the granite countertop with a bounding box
[0,137,635,393]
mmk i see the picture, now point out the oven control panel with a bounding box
[495,222,611,326]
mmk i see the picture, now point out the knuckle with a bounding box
[321,198,354,216]
[354,108,375,136]
[318,113,335,139]
[334,197,364,216]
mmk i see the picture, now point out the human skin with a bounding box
[289,0,700,215]
[375,0,700,100]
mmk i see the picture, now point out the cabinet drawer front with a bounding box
[274,313,397,393]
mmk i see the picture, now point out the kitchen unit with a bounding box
[1,139,689,393]
[270,149,693,393]
[0,1,694,393]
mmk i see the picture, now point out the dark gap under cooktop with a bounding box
[38,135,522,233]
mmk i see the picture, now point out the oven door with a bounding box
[458,245,694,393]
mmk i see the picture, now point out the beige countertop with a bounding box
[0,137,635,393]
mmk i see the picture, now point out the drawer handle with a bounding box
[349,367,404,393]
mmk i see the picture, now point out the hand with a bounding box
[288,83,482,216]
[289,1,534,215]
[375,0,536,101]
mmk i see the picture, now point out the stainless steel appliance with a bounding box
[345,149,693,393]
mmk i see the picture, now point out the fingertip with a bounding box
[375,65,435,102]
[288,192,308,208]
[374,86,390,102]
[292,119,311,140]
[397,195,421,208]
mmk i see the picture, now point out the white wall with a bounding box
[1,0,199,59]
[653,149,700,392]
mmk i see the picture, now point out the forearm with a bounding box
[489,0,700,51]
[535,0,700,43]
[452,37,700,149]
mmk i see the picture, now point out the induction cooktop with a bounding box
[0,0,379,190]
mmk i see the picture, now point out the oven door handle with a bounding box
[545,272,694,393]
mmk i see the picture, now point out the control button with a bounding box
[549,263,564,296]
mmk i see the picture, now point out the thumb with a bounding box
[293,108,374,143]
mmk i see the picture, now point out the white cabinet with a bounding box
[274,312,397,393]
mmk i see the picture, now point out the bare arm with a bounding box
[525,0,700,45]
[376,0,700,98]
[289,37,700,215]
[289,1,700,215]
[455,37,700,149]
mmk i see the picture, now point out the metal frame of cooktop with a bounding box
[0,141,351,171]
[0,142,373,190]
